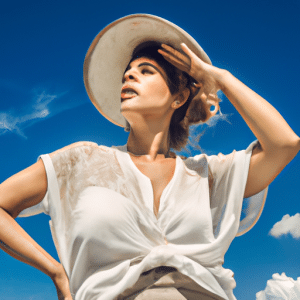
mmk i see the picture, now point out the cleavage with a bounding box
[130,155,176,218]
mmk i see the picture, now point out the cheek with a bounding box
[150,79,171,100]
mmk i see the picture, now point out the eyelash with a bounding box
[142,69,153,75]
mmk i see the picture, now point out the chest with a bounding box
[130,156,176,218]
[71,150,215,247]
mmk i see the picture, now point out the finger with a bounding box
[161,44,183,57]
[207,93,218,101]
[198,86,215,103]
[158,49,190,73]
[180,43,199,60]
[207,99,217,106]
[160,54,189,74]
[161,44,190,66]
[158,49,184,66]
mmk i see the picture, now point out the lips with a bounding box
[121,86,138,100]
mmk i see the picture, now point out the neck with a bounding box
[126,118,171,160]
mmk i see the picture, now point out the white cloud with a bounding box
[256,273,300,300]
[177,90,231,156]
[178,110,232,156]
[269,213,300,239]
[206,109,232,127]
[0,86,87,138]
[206,91,232,127]
[0,91,56,138]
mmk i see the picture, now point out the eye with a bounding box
[141,68,153,75]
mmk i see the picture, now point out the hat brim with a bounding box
[83,14,211,128]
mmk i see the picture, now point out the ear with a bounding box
[172,88,190,109]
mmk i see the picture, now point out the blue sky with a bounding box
[0,0,299,299]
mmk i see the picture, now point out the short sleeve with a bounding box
[208,140,268,237]
[17,155,54,218]
[18,141,101,222]
[18,141,107,268]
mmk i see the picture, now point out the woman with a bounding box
[0,14,299,300]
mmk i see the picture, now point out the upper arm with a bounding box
[244,142,298,198]
[0,159,47,219]
[0,141,99,219]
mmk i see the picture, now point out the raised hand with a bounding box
[158,43,222,117]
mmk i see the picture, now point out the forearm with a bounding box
[0,208,62,280]
[217,70,300,155]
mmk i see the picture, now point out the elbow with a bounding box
[296,137,300,152]
[281,136,300,162]
[264,136,300,164]
[288,136,300,152]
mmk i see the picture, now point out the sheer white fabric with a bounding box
[19,141,267,300]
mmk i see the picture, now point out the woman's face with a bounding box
[120,57,177,122]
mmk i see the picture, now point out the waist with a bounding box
[117,266,225,300]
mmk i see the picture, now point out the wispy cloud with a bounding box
[181,90,232,155]
[256,272,300,299]
[269,213,300,239]
[0,86,86,139]
[206,90,232,128]
[0,91,58,138]
[178,109,232,156]
[206,109,232,128]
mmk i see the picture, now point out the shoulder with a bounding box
[48,141,114,168]
[182,150,236,177]
[47,142,116,178]
[49,141,101,158]
[182,153,209,177]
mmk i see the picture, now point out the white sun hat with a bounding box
[83,14,212,128]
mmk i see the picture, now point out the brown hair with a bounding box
[130,42,218,151]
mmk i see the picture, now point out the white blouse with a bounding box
[19,141,267,300]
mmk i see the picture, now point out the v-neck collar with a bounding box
[113,144,181,221]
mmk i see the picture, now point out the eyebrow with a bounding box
[125,62,166,79]
[138,62,161,73]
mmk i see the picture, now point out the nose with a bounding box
[122,68,137,83]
